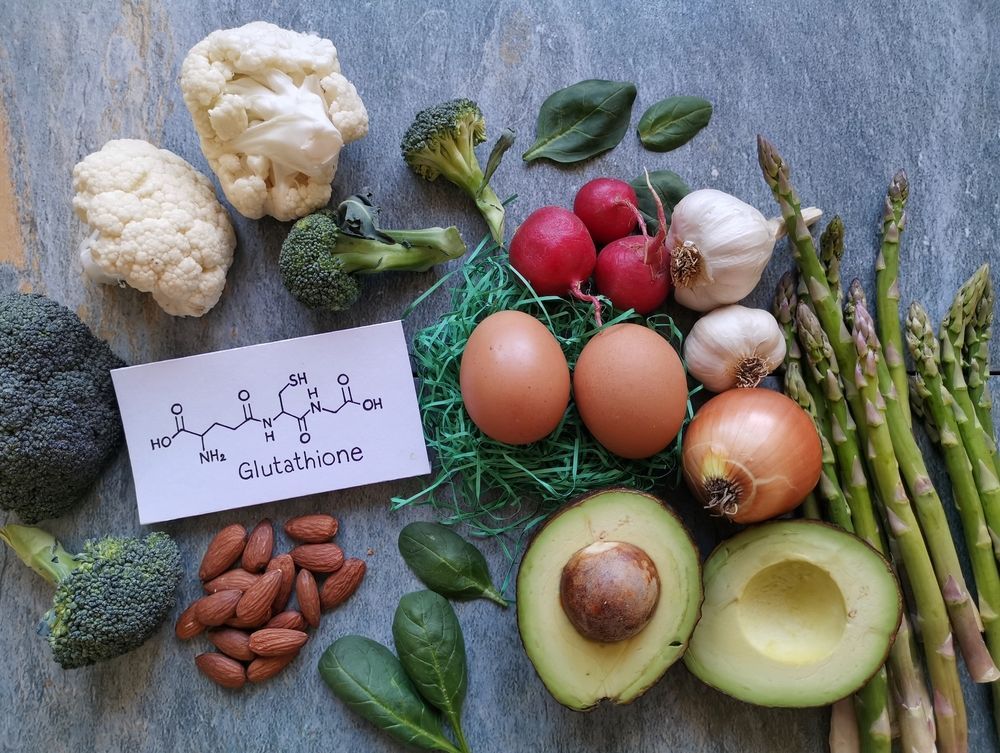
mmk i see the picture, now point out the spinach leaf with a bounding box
[398,522,507,607]
[636,96,712,152]
[630,170,691,234]
[393,591,469,750]
[318,635,461,753]
[522,79,637,164]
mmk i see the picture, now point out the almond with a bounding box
[195,652,246,689]
[320,558,367,610]
[295,569,321,628]
[193,589,242,626]
[284,514,339,543]
[175,602,205,640]
[199,524,248,581]
[225,609,272,629]
[248,628,309,657]
[290,543,344,573]
[207,628,255,662]
[267,554,296,612]
[236,569,283,623]
[242,519,274,573]
[203,568,259,594]
[247,651,298,683]
[265,610,307,631]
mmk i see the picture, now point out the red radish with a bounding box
[509,206,604,324]
[594,236,672,314]
[573,178,638,245]
[592,172,671,314]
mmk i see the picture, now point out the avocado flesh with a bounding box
[517,489,702,711]
[684,520,901,708]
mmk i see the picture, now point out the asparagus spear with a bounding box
[801,491,822,520]
[820,215,847,309]
[797,304,881,548]
[939,267,1000,559]
[909,301,1000,739]
[785,359,854,530]
[758,135,966,753]
[875,171,911,426]
[908,303,1000,650]
[964,274,997,461]
[798,303,934,753]
[831,698,862,753]
[852,301,968,752]
[848,279,999,684]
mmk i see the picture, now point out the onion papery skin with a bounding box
[682,388,822,523]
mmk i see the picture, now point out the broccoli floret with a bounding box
[401,99,511,244]
[0,525,182,669]
[279,195,467,312]
[0,293,125,522]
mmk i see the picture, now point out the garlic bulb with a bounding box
[683,304,786,392]
[667,188,821,312]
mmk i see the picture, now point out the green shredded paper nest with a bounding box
[391,237,694,561]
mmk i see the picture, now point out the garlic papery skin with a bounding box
[668,188,821,312]
[683,304,786,393]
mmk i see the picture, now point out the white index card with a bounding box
[111,321,430,524]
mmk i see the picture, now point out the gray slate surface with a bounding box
[0,1,998,751]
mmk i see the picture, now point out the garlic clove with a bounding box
[769,206,824,241]
[667,187,822,312]
[682,304,786,392]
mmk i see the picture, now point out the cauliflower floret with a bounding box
[72,139,237,317]
[180,21,369,222]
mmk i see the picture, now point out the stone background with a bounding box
[0,1,997,751]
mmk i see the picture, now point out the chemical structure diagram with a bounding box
[148,371,383,464]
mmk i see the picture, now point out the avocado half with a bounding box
[517,488,703,711]
[684,520,902,707]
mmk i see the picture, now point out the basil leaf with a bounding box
[522,79,637,164]
[630,170,691,235]
[398,522,507,607]
[478,128,515,193]
[318,635,461,753]
[393,591,468,739]
[637,96,712,152]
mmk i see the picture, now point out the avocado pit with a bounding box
[559,540,660,642]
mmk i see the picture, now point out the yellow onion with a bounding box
[682,388,821,523]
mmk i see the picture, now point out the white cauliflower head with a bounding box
[180,21,369,222]
[72,139,237,317]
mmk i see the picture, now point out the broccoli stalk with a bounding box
[279,194,467,312]
[401,99,511,244]
[0,525,181,669]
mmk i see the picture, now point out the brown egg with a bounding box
[573,323,687,459]
[460,310,571,445]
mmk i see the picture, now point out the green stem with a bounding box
[802,492,822,520]
[798,304,931,753]
[820,215,846,310]
[473,183,506,245]
[847,280,998,684]
[964,275,997,468]
[758,136,967,753]
[908,303,1000,675]
[0,524,76,584]
[448,714,473,753]
[941,267,1000,560]
[875,170,911,426]
[785,361,852,530]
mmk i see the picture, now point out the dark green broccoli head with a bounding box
[0,293,125,522]
[46,531,181,668]
[0,525,182,669]
[400,99,487,185]
[278,211,362,311]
